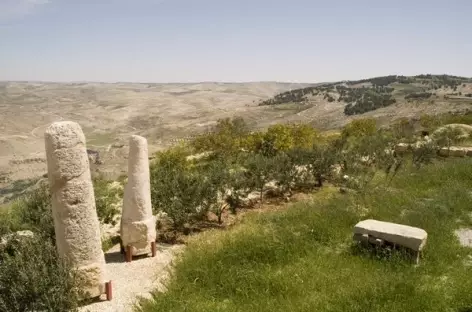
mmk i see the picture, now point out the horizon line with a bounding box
[1,73,471,85]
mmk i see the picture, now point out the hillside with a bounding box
[0,81,306,204]
[1,75,472,204]
[260,74,472,122]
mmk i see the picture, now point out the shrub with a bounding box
[341,118,377,139]
[8,182,55,242]
[150,149,208,229]
[419,114,442,132]
[433,127,465,148]
[191,117,249,155]
[202,160,231,224]
[5,176,121,241]
[93,176,122,225]
[244,154,278,204]
[273,152,304,196]
[0,235,81,312]
[307,143,340,187]
[405,92,432,100]
[391,117,416,142]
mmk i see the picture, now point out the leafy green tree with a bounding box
[290,124,318,149]
[260,124,295,155]
[244,154,278,205]
[201,160,231,224]
[150,161,206,229]
[341,118,377,139]
[150,148,208,229]
[273,153,300,196]
[225,168,252,214]
[307,144,339,187]
[342,132,398,191]
[191,117,249,155]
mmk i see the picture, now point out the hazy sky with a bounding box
[0,0,471,83]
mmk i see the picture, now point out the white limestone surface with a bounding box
[45,121,107,299]
[121,135,156,256]
[353,219,427,251]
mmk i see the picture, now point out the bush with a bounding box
[405,92,432,100]
[244,154,278,204]
[150,148,209,229]
[8,182,55,242]
[0,235,81,312]
[254,123,318,156]
[93,176,122,225]
[202,160,231,224]
[4,177,121,242]
[391,117,416,142]
[341,118,377,139]
[191,117,249,155]
[273,152,302,195]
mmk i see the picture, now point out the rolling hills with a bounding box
[1,75,472,204]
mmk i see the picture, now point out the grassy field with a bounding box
[138,158,472,312]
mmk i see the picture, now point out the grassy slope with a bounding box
[139,158,472,312]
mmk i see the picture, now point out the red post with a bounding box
[126,245,132,262]
[105,281,112,301]
[151,241,156,257]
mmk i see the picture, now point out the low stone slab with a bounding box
[439,147,467,157]
[353,219,427,252]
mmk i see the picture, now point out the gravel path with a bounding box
[79,243,184,312]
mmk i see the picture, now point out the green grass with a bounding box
[138,158,472,312]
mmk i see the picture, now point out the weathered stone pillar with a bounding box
[121,135,156,258]
[44,121,107,299]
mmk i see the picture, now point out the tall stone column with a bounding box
[44,121,107,299]
[121,135,156,258]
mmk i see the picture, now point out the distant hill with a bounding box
[259,74,472,115]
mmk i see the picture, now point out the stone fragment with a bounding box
[448,147,466,157]
[121,135,156,256]
[395,143,410,154]
[0,230,34,250]
[455,228,472,247]
[45,121,107,299]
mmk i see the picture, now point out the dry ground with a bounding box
[1,80,471,204]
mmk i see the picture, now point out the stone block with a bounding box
[353,219,427,252]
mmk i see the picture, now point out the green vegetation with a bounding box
[138,158,472,312]
[405,92,433,101]
[93,175,123,225]
[0,235,82,312]
[346,74,410,86]
[414,74,471,90]
[3,107,472,310]
[258,74,471,116]
[343,86,396,115]
[258,86,319,106]
[0,176,123,310]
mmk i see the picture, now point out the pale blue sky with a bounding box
[0,0,471,83]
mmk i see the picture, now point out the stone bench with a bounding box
[353,219,428,264]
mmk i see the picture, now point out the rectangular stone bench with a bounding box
[353,219,428,264]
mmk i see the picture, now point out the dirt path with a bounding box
[79,243,184,312]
